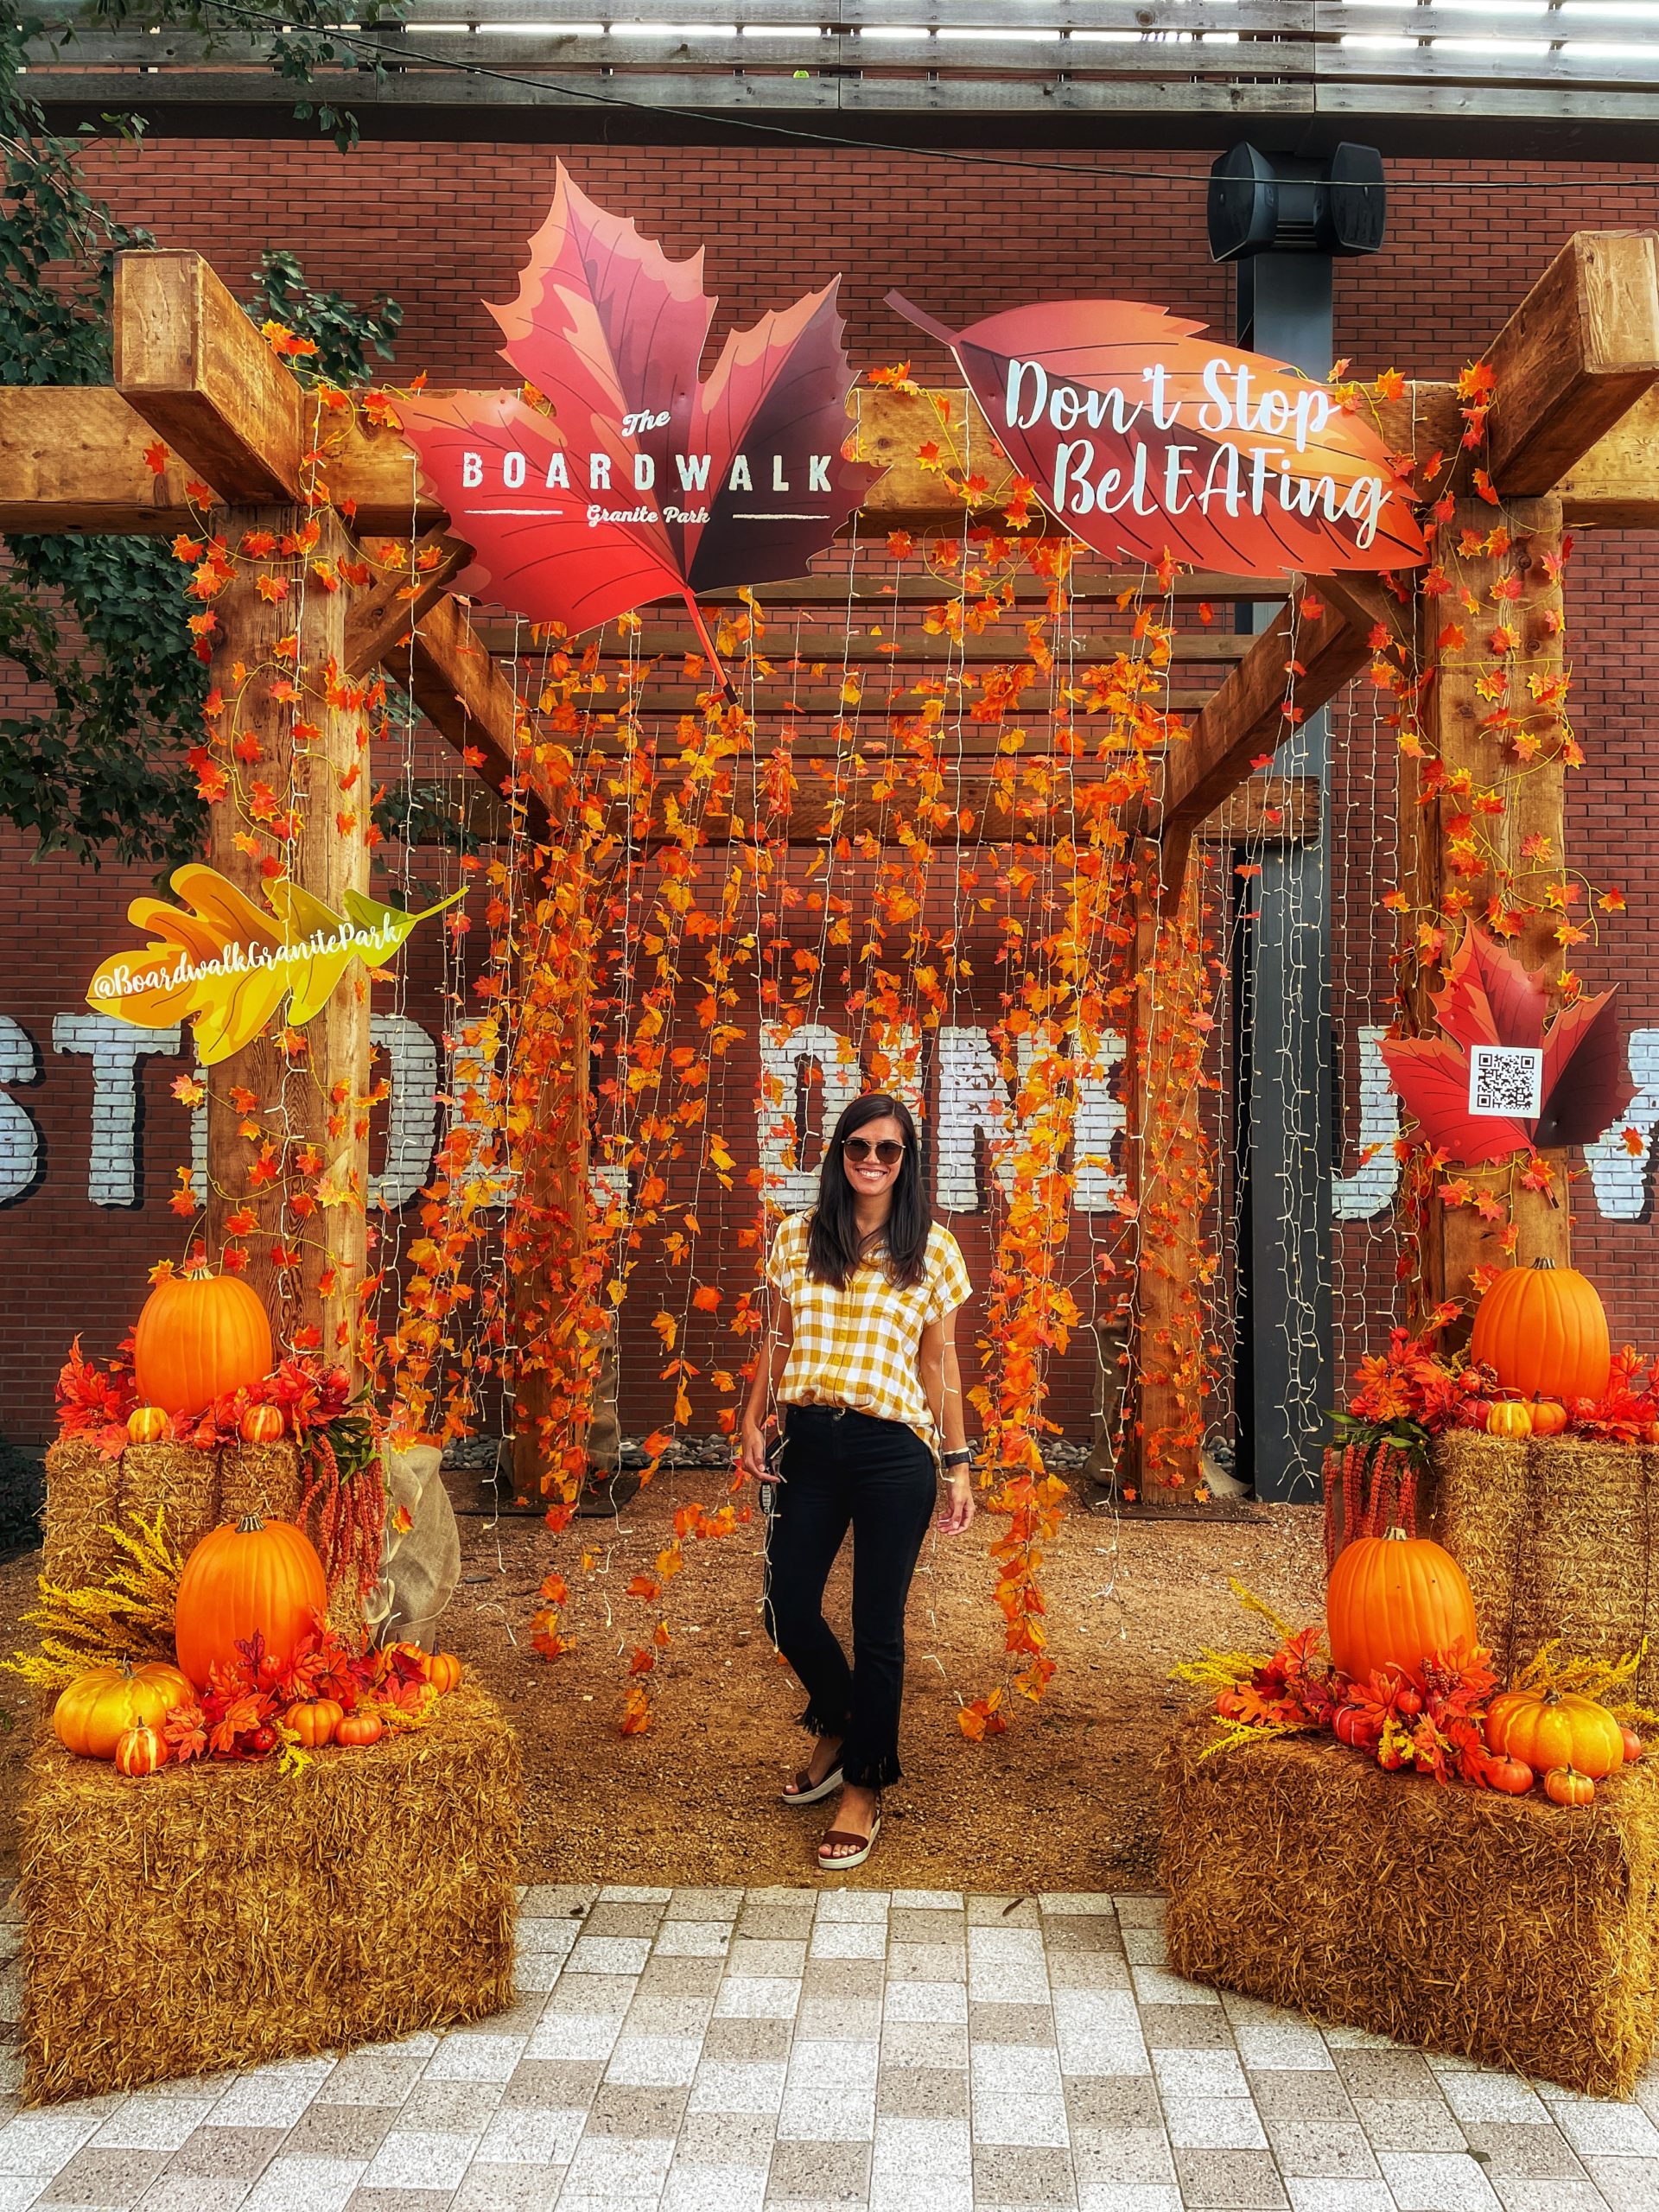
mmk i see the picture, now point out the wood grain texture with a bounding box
[113,251,304,503]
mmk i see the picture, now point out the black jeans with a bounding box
[763,1405,937,1789]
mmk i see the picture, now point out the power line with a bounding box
[109,1,1659,196]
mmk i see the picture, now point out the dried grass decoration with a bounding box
[2,1505,184,1692]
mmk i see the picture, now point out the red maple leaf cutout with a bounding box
[886,293,1427,578]
[1380,925,1632,1164]
[400,168,881,681]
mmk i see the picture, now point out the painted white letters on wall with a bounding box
[52,1013,183,1206]
[1332,1027,1403,1224]
[0,1017,41,1203]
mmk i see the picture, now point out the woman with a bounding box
[738,1092,976,1871]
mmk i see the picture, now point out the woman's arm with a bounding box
[920,1308,975,1535]
[737,1302,793,1482]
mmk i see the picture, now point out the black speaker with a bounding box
[1207,143,1386,264]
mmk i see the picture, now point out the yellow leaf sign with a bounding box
[87,863,464,1065]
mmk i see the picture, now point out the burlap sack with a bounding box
[364,1444,461,1651]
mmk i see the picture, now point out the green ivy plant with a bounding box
[1,16,404,871]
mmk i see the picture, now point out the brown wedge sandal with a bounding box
[817,1802,880,1872]
[782,1762,844,1807]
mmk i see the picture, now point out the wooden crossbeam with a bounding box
[1479,232,1659,495]
[113,251,305,504]
[1151,596,1370,906]
[344,531,469,677]
[405,593,548,836]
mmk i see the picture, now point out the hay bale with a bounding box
[20,1681,520,2104]
[41,1440,121,1588]
[1160,1710,1659,2096]
[1429,1434,1659,1705]
[123,1440,224,1562]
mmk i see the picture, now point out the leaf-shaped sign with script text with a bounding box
[887,294,1427,577]
[400,169,881,671]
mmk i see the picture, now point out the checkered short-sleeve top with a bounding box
[766,1210,973,1453]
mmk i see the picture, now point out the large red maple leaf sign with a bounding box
[1381,926,1633,1166]
[399,170,881,671]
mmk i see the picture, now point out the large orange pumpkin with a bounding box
[1485,1687,1625,1779]
[134,1268,273,1415]
[1470,1257,1611,1405]
[53,1659,192,1759]
[174,1514,327,1689]
[1326,1529,1478,1690]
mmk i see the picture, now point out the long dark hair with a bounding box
[805,1093,931,1291]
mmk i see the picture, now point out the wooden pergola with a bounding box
[5,227,1657,1496]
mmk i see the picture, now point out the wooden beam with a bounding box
[345,531,469,677]
[1402,496,1573,1322]
[0,385,221,531]
[405,593,548,834]
[113,251,305,504]
[1482,232,1659,495]
[1152,594,1369,905]
[1554,383,1659,527]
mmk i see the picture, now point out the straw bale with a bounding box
[41,1441,121,1588]
[20,1681,520,2104]
[1160,1709,1659,2096]
[123,1440,223,1562]
[1429,1434,1659,1705]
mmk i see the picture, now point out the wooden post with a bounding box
[1403,495,1571,1327]
[1125,842,1215,1497]
[202,509,370,1372]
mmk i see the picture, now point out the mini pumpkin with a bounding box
[54,1659,193,1760]
[1485,1401,1534,1440]
[1525,1399,1569,1438]
[283,1697,344,1748]
[113,1722,165,1777]
[1485,1687,1625,1780]
[1470,1256,1611,1406]
[239,1402,287,1445]
[133,1267,274,1415]
[1621,1726,1645,1764]
[125,1405,169,1445]
[426,1653,463,1695]
[1326,1529,1479,1691]
[1545,1764,1596,1808]
[1486,1754,1534,1796]
[335,1710,384,1748]
[174,1514,327,1690]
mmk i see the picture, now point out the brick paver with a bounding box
[1,1888,1656,2210]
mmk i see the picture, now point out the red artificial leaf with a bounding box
[886,293,1427,578]
[400,168,881,681]
[1381,925,1634,1164]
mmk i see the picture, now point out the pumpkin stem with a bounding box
[1531,1257,1557,1272]
[1382,1526,1409,1544]
[235,1514,265,1534]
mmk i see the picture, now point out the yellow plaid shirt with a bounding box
[766,1211,973,1455]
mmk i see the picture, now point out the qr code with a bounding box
[1469,1045,1543,1119]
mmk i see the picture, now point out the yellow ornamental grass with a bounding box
[2,1506,185,1690]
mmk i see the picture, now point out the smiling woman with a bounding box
[738,1091,976,1873]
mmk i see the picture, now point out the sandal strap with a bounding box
[818,1815,880,1851]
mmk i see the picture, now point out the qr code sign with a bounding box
[1469,1045,1543,1119]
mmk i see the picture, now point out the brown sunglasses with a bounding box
[842,1137,906,1166]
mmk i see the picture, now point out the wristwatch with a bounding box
[943,1447,975,1470]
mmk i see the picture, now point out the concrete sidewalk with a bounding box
[1,1885,1655,2211]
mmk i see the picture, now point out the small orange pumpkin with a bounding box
[54,1660,193,1760]
[1326,1529,1479,1691]
[239,1402,287,1445]
[1485,1687,1625,1779]
[426,1654,463,1695]
[133,1267,273,1415]
[335,1710,384,1748]
[1470,1256,1611,1406]
[1621,1726,1645,1764]
[1486,1401,1533,1440]
[1525,1399,1569,1438]
[1545,1764,1596,1808]
[114,1722,165,1777]
[126,1405,169,1445]
[283,1697,344,1748]
[174,1515,327,1690]
[1486,1754,1534,1796]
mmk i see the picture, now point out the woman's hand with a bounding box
[938,1469,976,1535]
[738,1413,772,1485]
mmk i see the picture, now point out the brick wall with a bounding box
[3,132,1657,1443]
